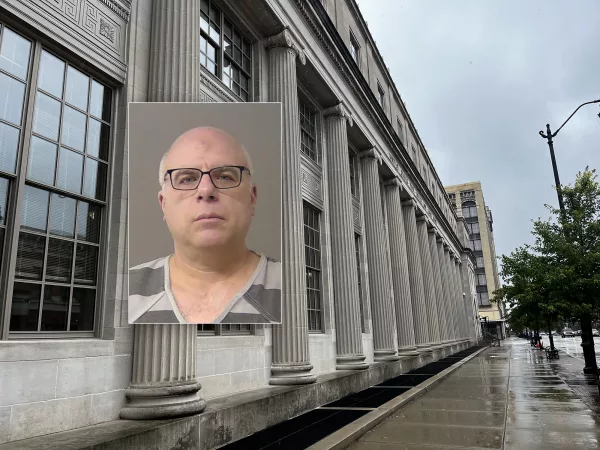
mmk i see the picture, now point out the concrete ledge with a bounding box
[0,343,474,450]
[306,345,488,450]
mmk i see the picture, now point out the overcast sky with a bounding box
[356,0,600,275]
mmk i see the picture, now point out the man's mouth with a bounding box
[194,213,225,222]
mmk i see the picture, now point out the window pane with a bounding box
[61,106,86,152]
[0,28,31,79]
[209,5,220,22]
[70,287,95,331]
[56,147,83,194]
[200,12,209,33]
[200,0,209,14]
[89,80,111,122]
[77,201,100,243]
[209,25,219,43]
[234,47,241,65]
[41,284,70,331]
[38,51,65,98]
[207,60,216,75]
[243,40,251,56]
[243,56,250,72]
[15,232,45,280]
[65,66,89,111]
[462,207,470,218]
[45,238,73,282]
[224,36,232,56]
[49,193,76,237]
[0,121,19,174]
[82,157,107,200]
[207,44,216,61]
[21,185,49,232]
[33,92,61,141]
[0,71,25,125]
[74,243,98,285]
[27,136,57,185]
[0,176,8,225]
[10,282,41,331]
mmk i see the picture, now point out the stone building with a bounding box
[446,181,506,339]
[0,0,478,447]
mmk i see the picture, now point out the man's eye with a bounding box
[217,174,234,181]
[181,176,196,184]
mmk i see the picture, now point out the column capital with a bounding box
[323,102,354,126]
[384,176,401,188]
[436,235,444,243]
[266,27,306,65]
[427,224,437,234]
[358,147,381,163]
[401,199,415,207]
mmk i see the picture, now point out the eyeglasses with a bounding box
[164,166,251,190]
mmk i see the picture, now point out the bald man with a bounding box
[129,127,281,324]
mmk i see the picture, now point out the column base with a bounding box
[374,350,400,361]
[269,363,317,385]
[120,381,206,420]
[416,344,433,353]
[430,341,444,350]
[439,340,454,348]
[336,354,369,370]
[397,345,419,357]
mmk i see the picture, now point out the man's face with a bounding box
[159,130,257,251]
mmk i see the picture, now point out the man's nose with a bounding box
[195,173,218,198]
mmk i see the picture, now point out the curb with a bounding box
[306,346,489,450]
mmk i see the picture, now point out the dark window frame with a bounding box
[298,96,320,164]
[349,29,360,67]
[197,324,253,336]
[303,202,323,333]
[355,233,365,333]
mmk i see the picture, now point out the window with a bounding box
[377,83,385,109]
[349,150,359,197]
[462,201,478,218]
[470,238,482,251]
[467,222,480,234]
[396,118,404,143]
[304,203,323,332]
[355,234,365,333]
[299,99,318,163]
[349,30,360,66]
[476,256,484,268]
[200,0,252,101]
[478,292,490,306]
[477,274,487,286]
[0,26,112,335]
[198,324,251,335]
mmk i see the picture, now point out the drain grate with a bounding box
[377,374,434,387]
[324,387,410,408]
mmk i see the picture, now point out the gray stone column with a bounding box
[455,260,467,340]
[267,28,316,384]
[436,237,451,344]
[121,0,204,419]
[443,246,458,342]
[401,201,431,352]
[384,179,418,357]
[449,254,462,341]
[360,149,399,361]
[416,217,441,348]
[323,103,367,370]
[428,229,450,347]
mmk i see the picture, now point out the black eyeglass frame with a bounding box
[164,165,251,190]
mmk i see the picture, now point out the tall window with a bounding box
[476,256,484,268]
[299,99,318,163]
[200,0,252,101]
[396,118,403,143]
[478,292,490,306]
[477,274,487,286]
[467,222,480,234]
[304,203,322,332]
[377,83,385,109]
[0,23,112,335]
[349,150,359,197]
[349,30,360,66]
[355,234,365,332]
[462,201,477,218]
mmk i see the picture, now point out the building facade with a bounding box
[0,0,478,447]
[446,181,505,339]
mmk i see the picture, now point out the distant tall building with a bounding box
[445,182,505,338]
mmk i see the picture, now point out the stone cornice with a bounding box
[100,0,130,22]
[266,27,306,65]
[323,102,354,127]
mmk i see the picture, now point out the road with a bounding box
[542,335,600,361]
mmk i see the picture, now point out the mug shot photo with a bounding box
[127,103,282,325]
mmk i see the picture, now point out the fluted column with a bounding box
[360,149,398,361]
[428,229,450,347]
[436,237,451,343]
[121,0,204,419]
[267,28,316,384]
[449,254,462,341]
[401,201,431,352]
[454,260,467,341]
[416,217,441,348]
[323,103,367,370]
[384,179,418,357]
[443,246,458,342]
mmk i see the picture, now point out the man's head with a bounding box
[158,127,257,252]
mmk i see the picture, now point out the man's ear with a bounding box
[158,190,166,213]
[251,184,257,215]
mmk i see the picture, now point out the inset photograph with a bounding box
[127,102,282,324]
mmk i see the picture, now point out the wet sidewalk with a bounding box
[346,338,600,449]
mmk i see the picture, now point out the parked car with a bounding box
[575,329,582,336]
[592,329,600,337]
[561,328,575,338]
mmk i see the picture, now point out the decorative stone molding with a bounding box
[352,198,362,231]
[200,71,238,102]
[99,0,130,21]
[323,102,354,127]
[99,17,115,42]
[358,147,381,164]
[199,91,217,103]
[384,177,401,188]
[301,165,323,203]
[266,27,306,65]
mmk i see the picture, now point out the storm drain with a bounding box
[219,347,483,450]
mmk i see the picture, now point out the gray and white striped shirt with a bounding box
[128,252,281,324]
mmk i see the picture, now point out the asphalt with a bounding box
[344,338,600,449]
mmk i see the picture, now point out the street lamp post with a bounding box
[539,99,600,376]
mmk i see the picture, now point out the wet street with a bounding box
[348,338,600,449]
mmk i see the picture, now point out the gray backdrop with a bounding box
[128,102,282,268]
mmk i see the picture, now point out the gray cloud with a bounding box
[356,0,600,272]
